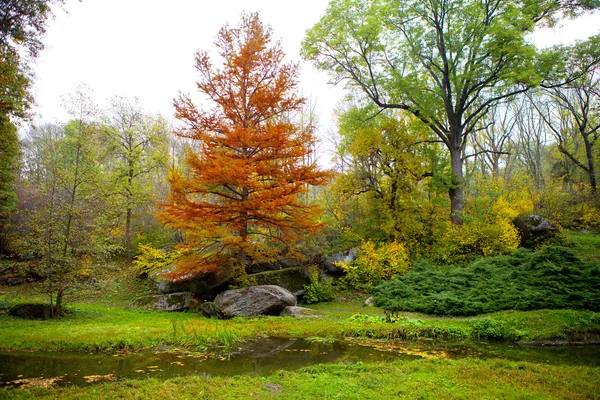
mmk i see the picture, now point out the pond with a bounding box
[1,338,598,388]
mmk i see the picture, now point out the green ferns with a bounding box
[374,246,600,316]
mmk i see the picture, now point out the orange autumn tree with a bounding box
[158,13,331,282]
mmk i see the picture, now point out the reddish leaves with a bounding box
[159,13,331,277]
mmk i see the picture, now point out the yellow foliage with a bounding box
[133,244,183,275]
[432,176,537,263]
[340,240,410,289]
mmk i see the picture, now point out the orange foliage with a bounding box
[158,13,331,278]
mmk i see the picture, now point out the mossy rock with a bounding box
[9,303,58,320]
[249,267,310,295]
[513,214,557,249]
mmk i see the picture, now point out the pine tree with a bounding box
[159,13,331,280]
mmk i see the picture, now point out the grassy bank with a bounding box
[0,300,598,352]
[2,358,598,400]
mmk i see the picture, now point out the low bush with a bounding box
[373,246,600,316]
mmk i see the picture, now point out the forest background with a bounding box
[1,0,600,309]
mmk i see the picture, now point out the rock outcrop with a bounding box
[324,248,357,273]
[513,214,557,248]
[138,292,192,311]
[214,285,296,318]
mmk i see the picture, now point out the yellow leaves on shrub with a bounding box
[433,176,537,263]
[341,240,410,288]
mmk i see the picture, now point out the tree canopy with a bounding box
[302,0,600,224]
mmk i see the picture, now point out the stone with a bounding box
[199,301,219,318]
[513,215,557,248]
[214,285,296,318]
[139,292,192,312]
[249,267,311,295]
[149,267,230,300]
[324,248,358,273]
[364,296,375,307]
[9,303,57,320]
[280,306,320,318]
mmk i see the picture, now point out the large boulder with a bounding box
[324,248,357,273]
[138,292,192,311]
[214,285,296,318]
[249,267,310,297]
[513,214,557,249]
[149,267,230,300]
[9,303,57,320]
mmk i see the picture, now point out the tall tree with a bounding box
[1,0,64,118]
[302,0,599,224]
[103,97,169,263]
[532,41,600,197]
[159,13,331,280]
[0,115,19,252]
[1,0,63,252]
[19,117,102,313]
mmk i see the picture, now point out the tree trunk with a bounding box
[448,123,464,225]
[126,206,132,264]
[54,288,64,317]
[237,186,249,268]
[584,135,597,196]
[126,158,134,264]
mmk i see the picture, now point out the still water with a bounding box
[1,338,598,388]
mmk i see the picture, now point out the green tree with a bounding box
[302,0,599,224]
[0,115,19,253]
[18,88,102,313]
[1,0,64,118]
[103,97,169,263]
[1,0,63,253]
[532,40,600,197]
[333,105,445,249]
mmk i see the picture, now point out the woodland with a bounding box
[1,0,600,398]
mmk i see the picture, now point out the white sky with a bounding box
[30,0,600,165]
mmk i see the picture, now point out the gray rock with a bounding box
[324,248,358,273]
[199,301,219,318]
[141,292,191,312]
[149,266,230,300]
[214,285,296,318]
[364,296,375,307]
[9,303,57,320]
[280,306,320,318]
[513,214,557,248]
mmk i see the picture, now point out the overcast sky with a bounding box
[30,0,600,164]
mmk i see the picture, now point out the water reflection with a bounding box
[0,338,598,388]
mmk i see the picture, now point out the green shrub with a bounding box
[304,269,336,304]
[374,245,600,316]
[469,319,521,341]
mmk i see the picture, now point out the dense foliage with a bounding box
[338,240,410,291]
[374,246,600,316]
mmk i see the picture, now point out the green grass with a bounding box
[2,358,598,399]
[0,301,598,352]
[568,231,600,262]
